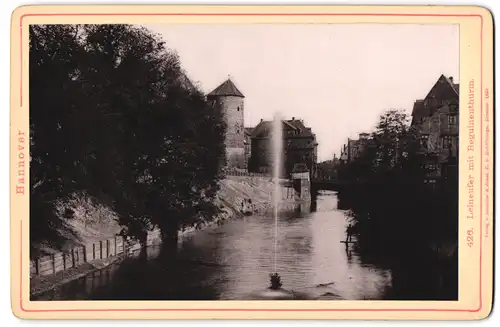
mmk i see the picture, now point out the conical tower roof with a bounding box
[207,78,245,98]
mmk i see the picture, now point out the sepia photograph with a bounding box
[7,1,498,320]
[8,2,497,320]
[26,22,462,302]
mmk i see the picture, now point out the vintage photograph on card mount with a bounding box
[11,5,493,320]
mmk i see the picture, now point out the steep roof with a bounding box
[207,78,245,98]
[425,74,459,101]
[411,75,459,124]
[285,119,314,137]
[411,99,427,118]
[250,119,315,139]
[250,120,273,138]
[444,76,459,95]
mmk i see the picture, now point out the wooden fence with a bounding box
[30,228,164,278]
[30,236,126,278]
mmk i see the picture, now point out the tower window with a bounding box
[237,106,240,111]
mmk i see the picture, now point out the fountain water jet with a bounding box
[272,112,283,276]
[243,114,315,300]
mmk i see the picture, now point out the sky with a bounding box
[145,24,459,162]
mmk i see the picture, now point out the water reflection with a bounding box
[34,192,396,301]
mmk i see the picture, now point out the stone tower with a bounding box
[207,78,246,169]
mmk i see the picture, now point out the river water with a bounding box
[33,191,455,301]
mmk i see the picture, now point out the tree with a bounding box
[336,108,458,256]
[29,25,88,255]
[29,24,226,254]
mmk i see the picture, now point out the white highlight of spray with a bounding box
[272,113,283,274]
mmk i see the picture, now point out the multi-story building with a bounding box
[244,127,254,169]
[248,117,318,177]
[339,132,372,163]
[411,74,459,183]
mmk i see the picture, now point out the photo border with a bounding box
[10,5,494,320]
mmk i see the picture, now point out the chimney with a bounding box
[292,117,295,120]
[449,76,453,83]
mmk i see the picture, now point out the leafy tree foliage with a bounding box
[337,109,458,258]
[29,24,226,255]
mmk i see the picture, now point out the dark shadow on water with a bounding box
[32,244,221,301]
[88,245,221,300]
[335,181,459,301]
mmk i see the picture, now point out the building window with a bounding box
[426,164,437,171]
[420,134,429,148]
[237,106,240,111]
[448,115,457,127]
[443,136,453,149]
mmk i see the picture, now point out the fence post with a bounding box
[106,239,109,257]
[63,253,67,270]
[92,243,96,260]
[71,248,76,267]
[114,236,117,256]
[51,254,56,275]
[100,241,103,259]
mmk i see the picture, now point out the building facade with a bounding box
[411,74,459,183]
[340,132,372,163]
[248,118,318,177]
[207,78,246,170]
[244,127,253,169]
